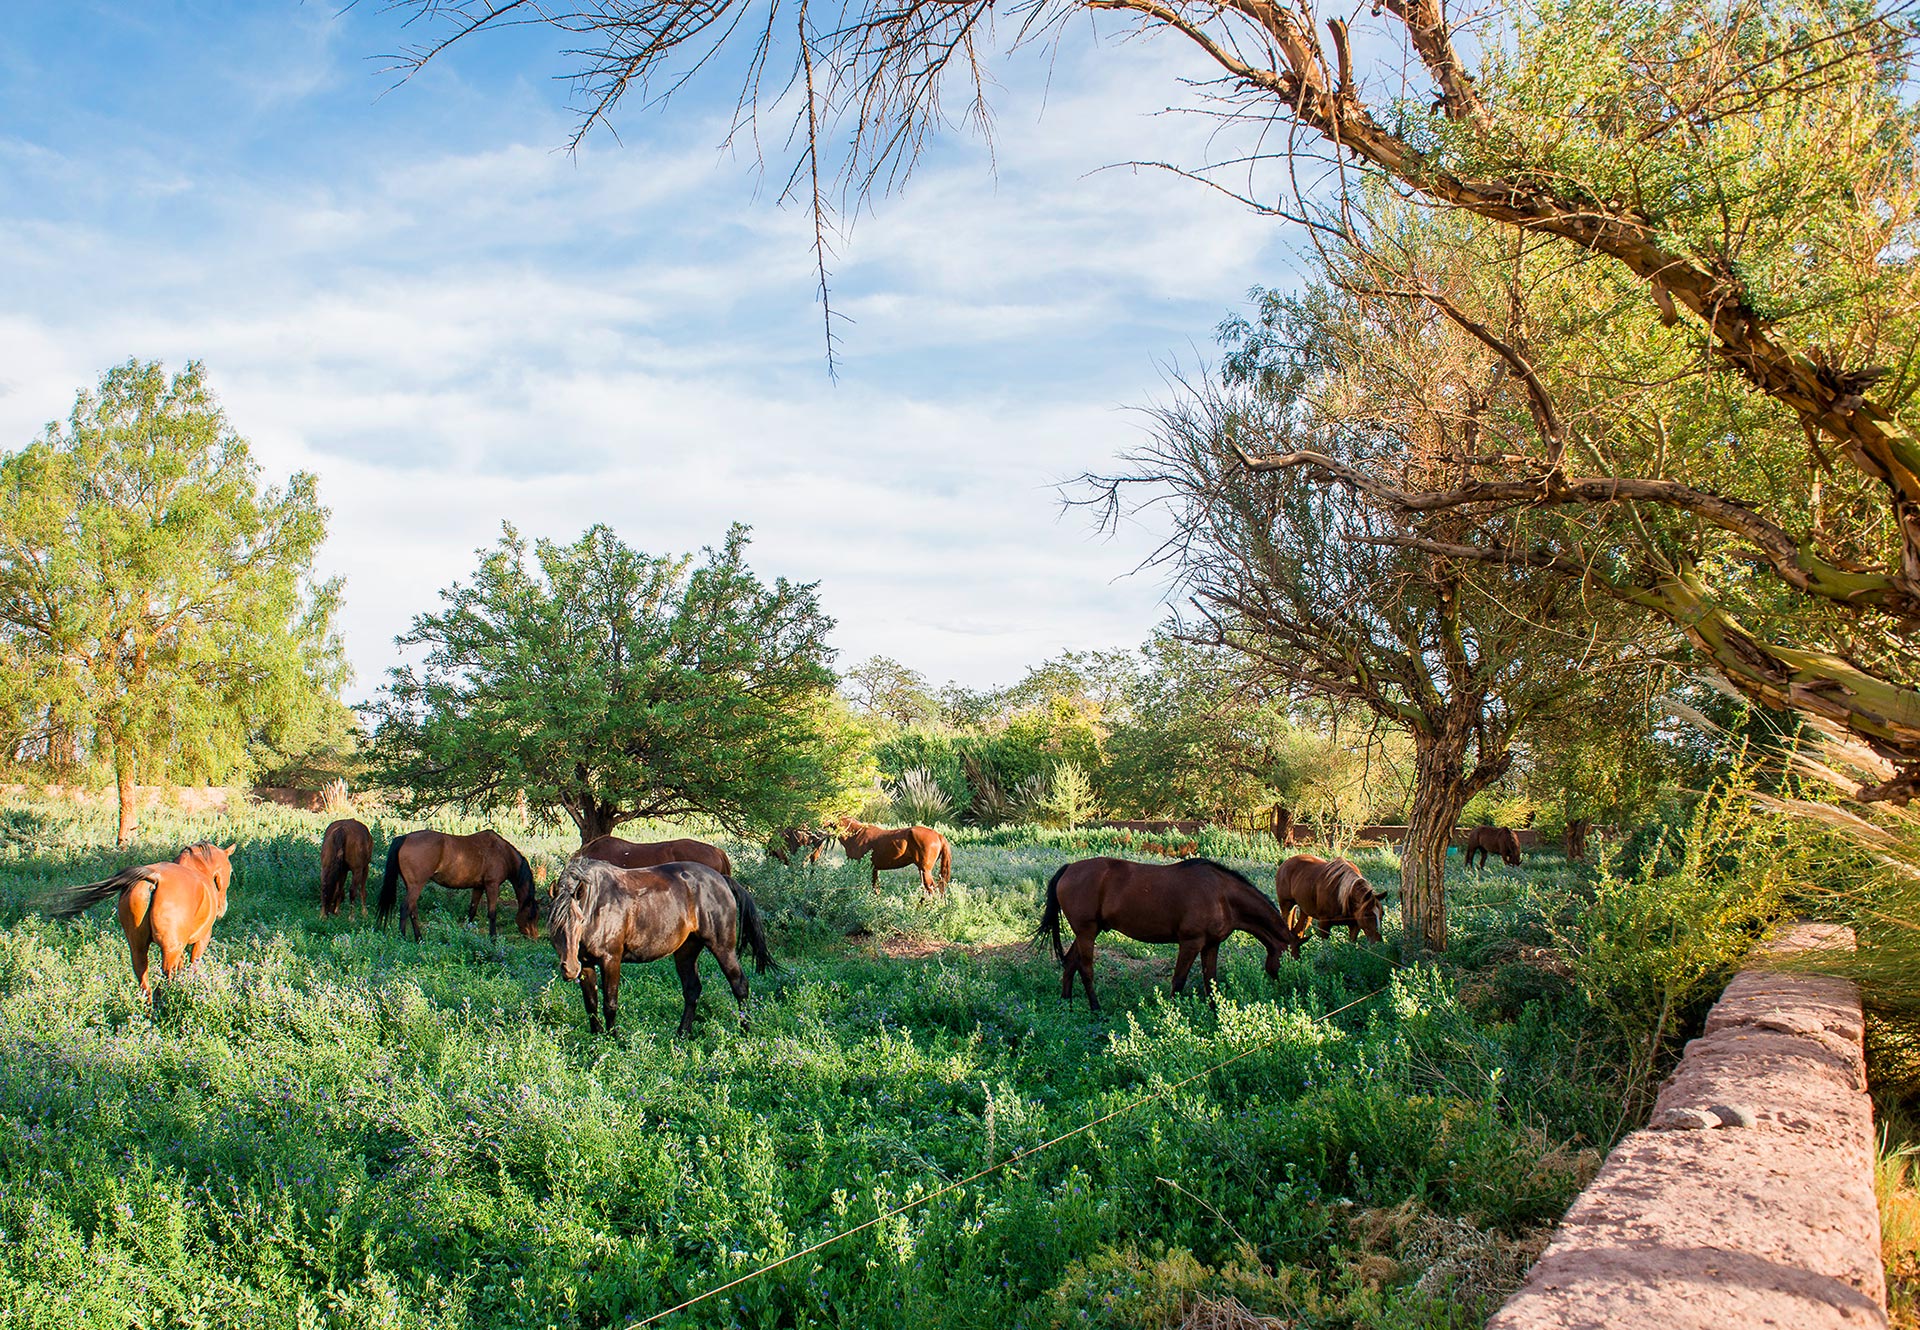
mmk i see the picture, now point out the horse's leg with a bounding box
[920,856,936,896]
[189,936,211,968]
[711,943,750,1030]
[466,888,481,925]
[1199,940,1222,1007]
[1170,937,1202,995]
[353,865,367,913]
[127,931,152,998]
[1072,929,1100,1012]
[601,957,623,1035]
[673,942,703,1038]
[872,861,881,893]
[408,881,425,942]
[159,937,188,984]
[485,882,500,939]
[579,967,602,1034]
[1315,920,1331,939]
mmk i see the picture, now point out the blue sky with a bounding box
[0,2,1305,700]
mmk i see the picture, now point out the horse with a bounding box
[548,857,774,1037]
[576,834,733,877]
[48,842,236,996]
[1036,857,1301,1012]
[1273,853,1384,943]
[767,827,827,867]
[378,829,540,941]
[1463,825,1522,868]
[319,817,373,916]
[832,816,951,895]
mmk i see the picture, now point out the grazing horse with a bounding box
[577,834,733,877]
[1464,825,1522,868]
[767,827,827,867]
[548,857,774,1037]
[378,830,540,941]
[49,842,236,996]
[319,818,373,916]
[1273,854,1384,943]
[832,816,951,895]
[1036,857,1301,1012]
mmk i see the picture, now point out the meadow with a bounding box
[0,799,1630,1330]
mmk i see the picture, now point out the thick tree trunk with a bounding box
[114,742,137,848]
[571,802,624,846]
[1400,737,1471,955]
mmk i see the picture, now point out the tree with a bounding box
[367,523,866,843]
[843,655,943,728]
[1087,278,1655,950]
[0,360,341,845]
[378,2,1920,795]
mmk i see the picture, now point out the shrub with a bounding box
[889,767,951,826]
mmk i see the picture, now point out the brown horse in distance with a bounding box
[49,842,236,996]
[577,834,733,877]
[1037,857,1301,1012]
[1464,825,1522,868]
[833,817,952,895]
[548,857,774,1036]
[320,817,373,916]
[378,829,540,941]
[1273,854,1384,943]
[767,827,827,866]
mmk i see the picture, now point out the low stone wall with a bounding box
[1489,923,1886,1329]
[0,783,328,813]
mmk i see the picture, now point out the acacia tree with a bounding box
[368,523,867,843]
[1089,276,1654,950]
[377,1,1920,794]
[0,360,342,845]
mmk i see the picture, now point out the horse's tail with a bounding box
[378,833,411,925]
[45,865,153,920]
[730,880,776,974]
[320,840,348,909]
[938,837,952,890]
[1035,864,1069,961]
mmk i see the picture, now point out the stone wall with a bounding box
[1488,923,1886,1329]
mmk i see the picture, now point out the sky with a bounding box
[0,1,1308,702]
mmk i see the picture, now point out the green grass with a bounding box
[0,801,1625,1329]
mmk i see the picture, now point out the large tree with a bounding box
[0,360,341,845]
[1088,275,1656,950]
[376,1,1920,793]
[367,523,866,843]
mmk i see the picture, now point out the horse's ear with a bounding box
[221,843,237,857]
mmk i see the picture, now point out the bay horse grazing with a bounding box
[548,857,775,1037]
[1273,854,1384,943]
[378,829,539,941]
[49,842,236,996]
[1464,825,1522,868]
[319,817,373,916]
[767,827,827,867]
[1036,857,1301,1012]
[833,816,951,895]
[577,834,733,877]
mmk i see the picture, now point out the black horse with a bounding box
[548,858,774,1036]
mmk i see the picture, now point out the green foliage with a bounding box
[0,797,1641,1330]
[888,766,952,826]
[1034,761,1097,829]
[0,360,342,836]
[366,524,867,842]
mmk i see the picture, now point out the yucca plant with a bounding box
[889,767,951,826]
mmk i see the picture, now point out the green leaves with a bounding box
[366,523,867,840]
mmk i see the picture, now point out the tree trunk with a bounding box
[114,741,137,848]
[1401,736,1471,955]
[571,802,624,846]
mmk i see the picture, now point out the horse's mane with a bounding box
[1178,857,1259,894]
[550,857,609,927]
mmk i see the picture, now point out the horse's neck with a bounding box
[1226,881,1288,942]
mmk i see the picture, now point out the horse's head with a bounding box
[181,842,237,917]
[511,851,541,939]
[548,859,594,980]
[1345,867,1385,943]
[1501,831,1522,867]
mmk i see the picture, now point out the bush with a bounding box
[889,767,952,826]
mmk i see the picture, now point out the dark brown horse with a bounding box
[320,817,373,916]
[833,816,951,895]
[50,842,236,996]
[577,834,733,877]
[1463,825,1522,868]
[1036,857,1301,1012]
[1273,853,1384,943]
[548,857,774,1036]
[767,827,827,866]
[378,829,539,941]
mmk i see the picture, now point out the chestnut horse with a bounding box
[1273,854,1384,943]
[50,842,236,996]
[1464,825,1522,868]
[767,827,827,867]
[320,817,373,916]
[378,829,539,941]
[1037,857,1301,1012]
[548,857,774,1036]
[577,834,733,877]
[833,817,951,895]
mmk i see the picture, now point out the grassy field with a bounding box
[0,800,1629,1330]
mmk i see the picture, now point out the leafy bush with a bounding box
[1036,762,1098,829]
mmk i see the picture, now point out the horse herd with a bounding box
[48,814,1403,1034]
